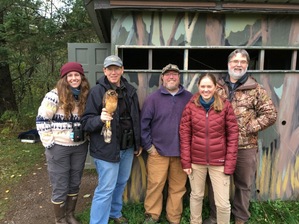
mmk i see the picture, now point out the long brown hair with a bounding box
[56,75,90,119]
[194,73,223,112]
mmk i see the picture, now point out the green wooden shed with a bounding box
[69,0,299,202]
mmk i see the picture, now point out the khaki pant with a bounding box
[189,164,230,224]
[144,153,187,223]
[208,149,258,222]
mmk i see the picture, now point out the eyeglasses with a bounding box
[163,72,179,77]
[106,67,122,72]
[229,60,248,65]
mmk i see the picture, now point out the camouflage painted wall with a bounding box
[111,12,299,47]
[110,11,299,201]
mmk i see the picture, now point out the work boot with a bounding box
[66,194,81,224]
[53,202,68,224]
[203,216,217,224]
[235,218,245,224]
[110,216,129,224]
[143,214,159,224]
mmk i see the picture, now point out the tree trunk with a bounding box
[0,8,18,116]
[0,63,18,115]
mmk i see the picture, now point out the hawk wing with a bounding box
[103,89,118,114]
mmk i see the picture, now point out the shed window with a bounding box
[152,49,184,70]
[123,49,148,69]
[118,47,298,72]
[264,50,292,70]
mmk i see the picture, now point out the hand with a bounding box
[134,147,143,157]
[100,108,113,123]
[147,145,158,155]
[183,168,192,175]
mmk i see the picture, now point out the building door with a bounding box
[68,43,111,86]
[68,43,111,168]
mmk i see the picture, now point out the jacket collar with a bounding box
[160,84,185,95]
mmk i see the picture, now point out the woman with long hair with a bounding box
[36,62,90,224]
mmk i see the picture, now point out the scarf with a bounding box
[200,96,215,112]
[71,87,81,101]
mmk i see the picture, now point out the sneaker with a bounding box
[203,216,217,224]
[143,215,158,224]
[111,216,128,224]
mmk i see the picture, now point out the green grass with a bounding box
[0,133,45,220]
[76,199,299,224]
[249,200,299,224]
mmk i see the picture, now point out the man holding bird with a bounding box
[81,55,141,224]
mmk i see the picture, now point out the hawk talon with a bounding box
[106,120,111,129]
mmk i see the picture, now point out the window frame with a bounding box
[116,45,299,74]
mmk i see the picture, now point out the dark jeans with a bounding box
[207,149,258,222]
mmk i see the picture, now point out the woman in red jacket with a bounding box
[180,73,239,224]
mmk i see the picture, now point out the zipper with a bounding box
[205,111,209,164]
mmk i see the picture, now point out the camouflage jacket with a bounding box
[217,74,277,150]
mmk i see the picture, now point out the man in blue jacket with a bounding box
[81,55,141,224]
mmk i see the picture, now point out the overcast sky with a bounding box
[39,0,66,17]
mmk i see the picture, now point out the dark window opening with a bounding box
[246,49,259,70]
[121,48,294,71]
[189,49,229,70]
[122,49,148,69]
[152,49,184,70]
[188,49,260,70]
[264,50,292,70]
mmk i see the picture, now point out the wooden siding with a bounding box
[83,1,299,202]
[108,11,299,202]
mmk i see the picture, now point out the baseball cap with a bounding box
[104,55,123,68]
[161,64,180,75]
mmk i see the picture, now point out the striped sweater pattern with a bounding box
[36,88,86,149]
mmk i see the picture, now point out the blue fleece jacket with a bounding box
[141,85,192,156]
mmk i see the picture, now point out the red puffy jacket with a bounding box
[179,94,239,175]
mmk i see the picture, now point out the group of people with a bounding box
[36,48,277,224]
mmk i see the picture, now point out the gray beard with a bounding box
[228,68,247,81]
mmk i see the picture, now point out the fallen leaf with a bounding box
[83,194,91,198]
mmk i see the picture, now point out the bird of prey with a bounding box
[101,89,118,143]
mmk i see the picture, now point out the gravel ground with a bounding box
[3,156,97,224]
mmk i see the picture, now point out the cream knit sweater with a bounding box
[36,88,86,149]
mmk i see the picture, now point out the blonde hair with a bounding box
[194,73,223,112]
[56,75,90,119]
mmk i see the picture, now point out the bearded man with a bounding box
[204,49,277,224]
[141,64,193,224]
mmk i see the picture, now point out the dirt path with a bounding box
[3,156,97,224]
